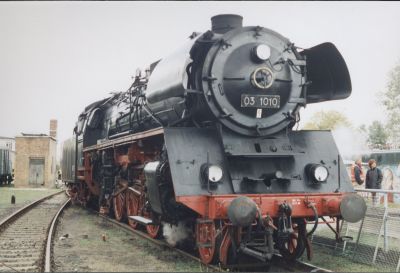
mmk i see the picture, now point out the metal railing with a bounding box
[310,189,400,272]
[355,189,400,254]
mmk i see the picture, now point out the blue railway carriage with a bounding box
[60,137,77,185]
[346,150,400,203]
[0,149,13,186]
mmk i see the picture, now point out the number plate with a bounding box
[240,94,280,108]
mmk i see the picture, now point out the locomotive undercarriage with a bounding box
[195,212,309,265]
[65,130,351,266]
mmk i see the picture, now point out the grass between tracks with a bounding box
[53,206,204,272]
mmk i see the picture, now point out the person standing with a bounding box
[365,159,383,206]
[353,159,365,185]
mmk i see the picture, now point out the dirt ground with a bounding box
[53,205,204,272]
[0,188,59,221]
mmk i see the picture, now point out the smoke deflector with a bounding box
[303,42,352,103]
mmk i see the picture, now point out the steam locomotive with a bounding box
[62,14,367,265]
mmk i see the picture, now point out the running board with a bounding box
[128,216,153,225]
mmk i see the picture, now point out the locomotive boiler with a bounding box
[63,14,367,265]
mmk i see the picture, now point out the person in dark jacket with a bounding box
[354,159,364,185]
[365,159,383,206]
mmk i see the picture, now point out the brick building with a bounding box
[14,120,57,188]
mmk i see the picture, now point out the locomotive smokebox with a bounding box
[227,196,258,227]
[211,14,243,34]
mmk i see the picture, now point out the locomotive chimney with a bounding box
[49,119,57,139]
[211,14,243,34]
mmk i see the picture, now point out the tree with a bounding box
[358,124,367,133]
[367,120,388,148]
[382,62,400,145]
[357,124,369,143]
[302,110,352,130]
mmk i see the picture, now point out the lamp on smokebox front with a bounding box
[252,44,271,62]
[201,164,223,184]
[306,164,329,184]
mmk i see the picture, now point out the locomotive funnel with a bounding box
[227,196,258,226]
[211,14,243,34]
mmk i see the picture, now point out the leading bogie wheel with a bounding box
[279,219,306,260]
[196,219,219,264]
[146,224,162,239]
[126,190,140,229]
[144,210,162,239]
[113,191,126,222]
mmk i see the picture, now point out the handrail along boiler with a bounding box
[62,14,367,265]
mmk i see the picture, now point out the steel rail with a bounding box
[44,197,71,272]
[0,190,67,273]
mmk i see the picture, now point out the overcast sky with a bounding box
[1,1,400,146]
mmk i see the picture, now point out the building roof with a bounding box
[0,136,15,140]
[16,133,56,141]
[21,133,48,137]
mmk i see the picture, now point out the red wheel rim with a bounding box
[143,209,161,238]
[146,224,161,238]
[196,220,216,264]
[288,233,298,253]
[126,190,139,229]
[284,223,300,254]
[113,192,125,222]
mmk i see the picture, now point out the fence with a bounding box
[310,189,400,272]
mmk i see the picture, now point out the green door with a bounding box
[29,158,44,186]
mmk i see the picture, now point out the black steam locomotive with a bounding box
[62,14,366,265]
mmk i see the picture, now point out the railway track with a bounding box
[0,190,331,273]
[0,191,70,272]
[96,212,331,272]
